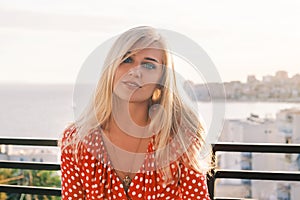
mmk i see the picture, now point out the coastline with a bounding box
[196,99,300,103]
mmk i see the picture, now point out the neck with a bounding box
[127,101,150,126]
[109,96,152,139]
[105,99,152,154]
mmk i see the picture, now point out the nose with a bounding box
[128,66,142,78]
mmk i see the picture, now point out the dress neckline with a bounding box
[97,126,155,196]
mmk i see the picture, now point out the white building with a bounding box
[276,108,300,144]
[276,108,300,199]
[217,110,300,199]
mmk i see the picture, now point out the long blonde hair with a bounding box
[62,26,212,182]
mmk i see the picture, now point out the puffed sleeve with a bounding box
[179,163,211,200]
[60,125,85,199]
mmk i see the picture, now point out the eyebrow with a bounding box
[144,57,159,63]
[123,51,160,63]
[122,51,131,59]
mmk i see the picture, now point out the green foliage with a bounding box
[0,168,61,200]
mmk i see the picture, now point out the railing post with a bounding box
[207,148,216,199]
[207,169,215,200]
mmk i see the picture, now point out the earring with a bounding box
[152,88,161,102]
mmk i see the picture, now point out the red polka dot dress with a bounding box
[61,126,211,199]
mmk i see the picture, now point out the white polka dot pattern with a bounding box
[60,126,211,199]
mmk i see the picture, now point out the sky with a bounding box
[0,0,300,84]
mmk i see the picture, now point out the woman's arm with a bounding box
[60,126,85,199]
[179,163,211,200]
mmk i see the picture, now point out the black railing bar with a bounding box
[1,139,300,153]
[215,169,300,181]
[0,184,61,196]
[213,142,300,153]
[0,138,58,146]
[0,161,60,170]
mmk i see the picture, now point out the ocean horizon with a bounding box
[0,83,74,139]
[0,83,299,139]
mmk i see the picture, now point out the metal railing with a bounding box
[1,138,300,199]
[208,142,300,200]
[0,138,61,196]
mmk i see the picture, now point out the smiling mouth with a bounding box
[122,81,142,88]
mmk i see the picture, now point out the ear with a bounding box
[151,88,162,102]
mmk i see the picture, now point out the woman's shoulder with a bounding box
[58,122,77,150]
[81,126,103,147]
[61,123,103,145]
[61,122,77,141]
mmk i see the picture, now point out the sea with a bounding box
[0,83,299,139]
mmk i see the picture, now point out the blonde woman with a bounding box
[61,26,212,199]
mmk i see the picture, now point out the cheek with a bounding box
[113,68,124,88]
[140,84,157,97]
[143,71,163,85]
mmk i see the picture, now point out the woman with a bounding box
[61,26,212,199]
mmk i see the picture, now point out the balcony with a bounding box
[0,138,61,198]
[1,138,300,200]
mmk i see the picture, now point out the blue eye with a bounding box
[123,57,133,63]
[142,62,156,70]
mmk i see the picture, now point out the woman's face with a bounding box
[113,48,164,103]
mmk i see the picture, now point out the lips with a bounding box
[122,81,142,88]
